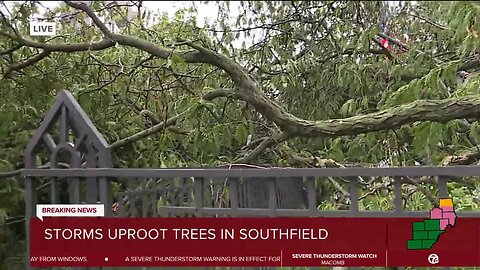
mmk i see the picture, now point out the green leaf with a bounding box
[0,209,7,225]
[339,99,356,117]
[235,123,248,144]
[469,122,480,144]
[412,122,443,156]
[426,68,442,95]
[329,138,345,160]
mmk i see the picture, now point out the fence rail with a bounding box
[21,165,480,177]
[22,166,480,219]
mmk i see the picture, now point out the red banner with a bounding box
[30,217,480,267]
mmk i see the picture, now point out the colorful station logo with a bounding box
[407,198,456,250]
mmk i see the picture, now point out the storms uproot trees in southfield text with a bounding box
[43,228,329,240]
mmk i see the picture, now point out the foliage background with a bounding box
[1,1,480,268]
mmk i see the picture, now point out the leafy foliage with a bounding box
[1,0,480,267]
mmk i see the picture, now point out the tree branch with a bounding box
[378,32,409,52]
[0,30,115,52]
[234,132,290,163]
[399,54,480,82]
[0,44,22,56]
[4,50,51,77]
[317,45,394,64]
[202,88,238,100]
[63,1,208,62]
[8,2,480,149]
[294,96,480,137]
[408,13,450,31]
[123,97,189,135]
[110,107,194,150]
[241,136,269,150]
[459,54,480,71]
[442,147,480,166]
[111,87,260,150]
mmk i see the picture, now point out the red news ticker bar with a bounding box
[30,217,480,267]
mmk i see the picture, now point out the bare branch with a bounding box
[5,50,51,77]
[0,29,116,74]
[408,13,450,31]
[234,132,290,163]
[78,71,122,96]
[400,54,480,82]
[110,107,194,149]
[459,54,480,71]
[442,147,480,166]
[241,136,269,150]
[202,88,238,100]
[123,97,190,135]
[0,162,69,178]
[0,44,22,56]
[318,45,394,64]
[378,32,409,52]
[64,1,206,61]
